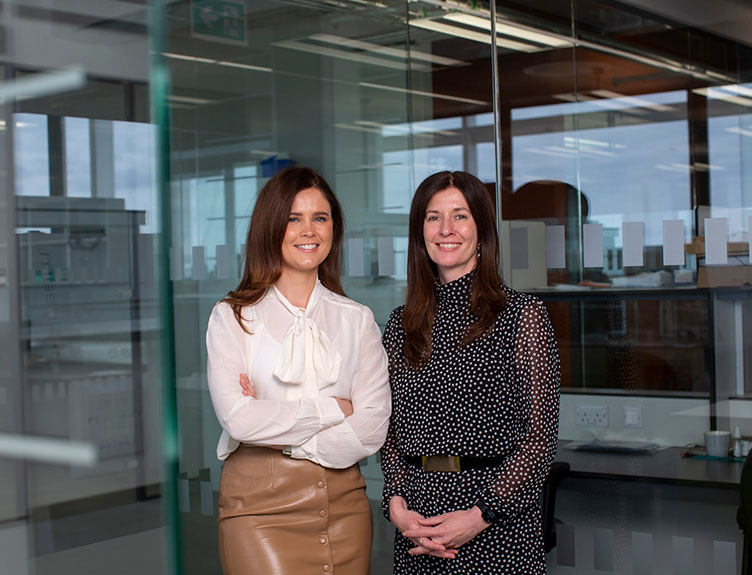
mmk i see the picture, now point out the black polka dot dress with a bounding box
[381,271,560,574]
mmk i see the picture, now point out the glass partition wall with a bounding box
[1,0,750,574]
[159,0,752,573]
[160,1,752,574]
[0,1,168,574]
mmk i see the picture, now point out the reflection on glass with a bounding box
[14,113,50,197]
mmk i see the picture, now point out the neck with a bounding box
[275,269,318,308]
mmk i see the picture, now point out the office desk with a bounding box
[549,441,742,574]
[556,440,743,490]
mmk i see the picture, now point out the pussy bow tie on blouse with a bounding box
[272,285,342,389]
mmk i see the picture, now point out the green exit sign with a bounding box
[191,0,247,46]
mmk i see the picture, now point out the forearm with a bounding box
[287,403,390,468]
[222,396,344,446]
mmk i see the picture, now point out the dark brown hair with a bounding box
[223,166,345,330]
[403,171,506,367]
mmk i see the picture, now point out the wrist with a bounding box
[473,497,500,524]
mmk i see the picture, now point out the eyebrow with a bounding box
[425,207,470,213]
[289,210,331,216]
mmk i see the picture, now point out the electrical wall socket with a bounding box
[576,405,609,427]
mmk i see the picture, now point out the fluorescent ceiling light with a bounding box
[409,18,537,52]
[309,33,464,67]
[217,61,271,72]
[355,120,458,137]
[168,94,213,105]
[654,164,688,173]
[0,67,86,103]
[590,89,674,112]
[443,13,569,47]
[524,147,577,159]
[334,123,383,134]
[358,81,488,106]
[693,87,752,108]
[719,84,752,98]
[274,40,430,71]
[694,162,724,171]
[726,126,752,137]
[163,52,216,64]
[564,136,625,149]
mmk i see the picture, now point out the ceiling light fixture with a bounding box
[162,52,216,64]
[408,17,538,51]
[590,89,675,112]
[693,87,752,108]
[168,94,213,105]
[309,33,464,66]
[443,13,569,47]
[274,40,430,71]
[217,61,272,72]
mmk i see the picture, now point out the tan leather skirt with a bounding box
[217,446,372,575]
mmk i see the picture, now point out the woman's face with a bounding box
[280,187,333,278]
[423,186,478,284]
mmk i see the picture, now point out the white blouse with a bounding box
[206,280,391,469]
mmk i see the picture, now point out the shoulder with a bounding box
[384,306,405,338]
[499,287,554,337]
[209,296,264,331]
[499,286,551,323]
[501,285,544,310]
[319,286,376,321]
[386,305,404,326]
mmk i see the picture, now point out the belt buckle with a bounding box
[421,455,461,472]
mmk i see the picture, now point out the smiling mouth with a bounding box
[295,243,319,250]
[437,243,461,248]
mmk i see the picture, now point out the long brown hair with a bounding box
[223,166,345,330]
[403,171,506,367]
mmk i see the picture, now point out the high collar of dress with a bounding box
[272,278,323,317]
[435,269,475,308]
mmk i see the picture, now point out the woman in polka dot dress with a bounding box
[381,171,560,574]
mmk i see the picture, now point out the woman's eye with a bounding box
[314,216,328,222]
[289,216,299,223]
[426,215,439,222]
[456,214,467,220]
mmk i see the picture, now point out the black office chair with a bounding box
[542,461,570,553]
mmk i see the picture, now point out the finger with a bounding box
[409,537,445,552]
[239,374,256,397]
[417,516,445,526]
[402,528,440,540]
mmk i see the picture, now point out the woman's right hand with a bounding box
[334,397,353,417]
[389,496,457,559]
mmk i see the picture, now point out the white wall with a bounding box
[559,393,709,447]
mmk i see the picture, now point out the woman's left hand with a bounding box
[239,374,256,398]
[402,506,490,551]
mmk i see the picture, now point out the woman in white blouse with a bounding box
[206,166,391,574]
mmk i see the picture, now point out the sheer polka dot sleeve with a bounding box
[380,307,408,521]
[480,297,560,521]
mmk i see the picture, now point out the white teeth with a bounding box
[296,244,318,249]
[438,243,461,248]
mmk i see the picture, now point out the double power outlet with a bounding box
[575,405,608,427]
[575,404,644,429]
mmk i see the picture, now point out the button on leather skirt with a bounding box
[218,446,372,574]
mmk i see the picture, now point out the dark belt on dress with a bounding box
[405,455,506,473]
